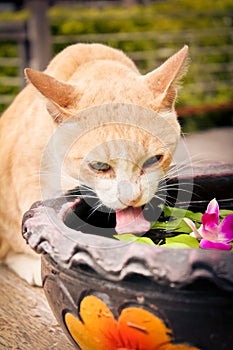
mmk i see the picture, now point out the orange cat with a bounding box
[0,43,189,285]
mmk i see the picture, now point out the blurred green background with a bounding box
[0,0,232,132]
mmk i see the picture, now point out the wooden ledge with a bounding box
[0,265,74,350]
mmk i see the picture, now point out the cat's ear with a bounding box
[25,68,79,123]
[144,45,189,110]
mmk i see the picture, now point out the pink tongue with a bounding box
[115,206,151,234]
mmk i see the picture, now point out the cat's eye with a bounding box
[89,161,111,172]
[142,155,163,168]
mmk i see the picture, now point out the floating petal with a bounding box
[206,198,219,220]
[220,214,233,242]
[200,239,232,250]
[201,213,219,238]
[183,218,201,239]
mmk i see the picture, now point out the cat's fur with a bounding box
[0,43,189,285]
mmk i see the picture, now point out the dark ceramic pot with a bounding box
[22,164,233,350]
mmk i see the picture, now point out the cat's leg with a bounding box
[0,209,42,286]
[5,252,42,286]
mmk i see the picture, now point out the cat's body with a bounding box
[0,43,188,285]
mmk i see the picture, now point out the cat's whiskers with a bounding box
[167,154,205,177]
[157,184,194,195]
[78,184,97,194]
[87,200,104,219]
[107,208,114,222]
[151,192,174,207]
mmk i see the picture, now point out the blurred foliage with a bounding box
[0,0,232,131]
[180,108,233,133]
[47,0,233,34]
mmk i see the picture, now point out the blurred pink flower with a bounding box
[184,198,233,250]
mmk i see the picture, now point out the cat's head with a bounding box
[60,105,179,209]
[25,46,189,234]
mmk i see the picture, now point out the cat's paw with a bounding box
[5,252,42,286]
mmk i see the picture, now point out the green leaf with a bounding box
[186,211,203,222]
[163,234,200,249]
[151,218,194,233]
[219,209,233,219]
[135,237,156,245]
[162,242,193,249]
[114,234,155,246]
[160,205,202,223]
[114,234,137,242]
[151,221,168,230]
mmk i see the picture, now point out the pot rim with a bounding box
[22,194,233,292]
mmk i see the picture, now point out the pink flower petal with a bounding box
[200,239,232,250]
[183,218,202,239]
[202,213,219,237]
[220,214,233,242]
[206,198,219,218]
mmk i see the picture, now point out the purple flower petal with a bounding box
[206,198,219,218]
[220,214,233,242]
[201,213,219,238]
[202,213,218,227]
[200,239,232,250]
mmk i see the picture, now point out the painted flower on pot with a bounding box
[184,198,233,250]
[64,294,199,350]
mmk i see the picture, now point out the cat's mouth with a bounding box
[115,206,151,234]
[64,188,152,236]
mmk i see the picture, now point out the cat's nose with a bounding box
[117,180,141,207]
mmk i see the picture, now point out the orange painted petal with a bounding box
[65,312,101,350]
[118,308,200,350]
[64,296,200,350]
[65,295,118,350]
[118,307,172,349]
